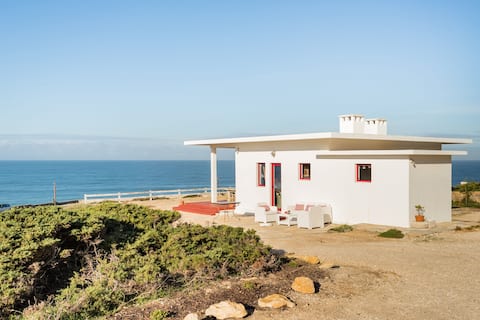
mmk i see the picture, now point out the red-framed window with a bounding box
[257,162,266,186]
[356,164,372,182]
[299,163,311,180]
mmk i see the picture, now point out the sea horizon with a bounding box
[0,159,479,206]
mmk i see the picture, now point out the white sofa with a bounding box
[290,203,332,229]
[254,203,278,224]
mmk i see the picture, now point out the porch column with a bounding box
[210,146,218,203]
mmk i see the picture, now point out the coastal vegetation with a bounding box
[378,229,405,239]
[0,203,280,319]
[452,181,480,208]
[329,224,353,233]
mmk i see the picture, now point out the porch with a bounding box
[173,201,236,215]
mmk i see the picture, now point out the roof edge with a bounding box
[184,132,472,147]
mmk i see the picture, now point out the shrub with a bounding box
[378,229,404,239]
[150,309,171,320]
[160,224,271,278]
[0,203,276,319]
[329,224,353,233]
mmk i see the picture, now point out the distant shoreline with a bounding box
[0,160,478,206]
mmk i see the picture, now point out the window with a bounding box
[257,163,266,186]
[356,164,371,182]
[299,163,311,180]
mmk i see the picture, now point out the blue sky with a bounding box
[1,0,479,160]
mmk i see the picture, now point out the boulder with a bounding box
[287,254,321,265]
[296,255,321,265]
[258,294,295,308]
[291,276,315,294]
[205,300,248,319]
[183,313,199,320]
[319,261,335,269]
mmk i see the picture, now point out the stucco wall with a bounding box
[409,156,452,223]
[235,150,414,227]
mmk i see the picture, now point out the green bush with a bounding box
[378,229,404,239]
[452,181,480,192]
[0,203,276,319]
[329,224,353,233]
[452,181,480,208]
[150,309,171,320]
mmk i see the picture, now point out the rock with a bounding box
[258,294,295,308]
[291,276,315,294]
[287,254,321,265]
[297,255,321,265]
[205,300,248,319]
[183,313,199,320]
[319,261,335,269]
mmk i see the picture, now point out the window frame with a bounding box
[356,164,372,182]
[257,162,266,186]
[299,163,311,180]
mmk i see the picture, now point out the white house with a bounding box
[185,115,472,227]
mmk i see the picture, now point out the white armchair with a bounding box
[254,203,278,224]
[293,204,332,229]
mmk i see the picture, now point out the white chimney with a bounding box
[365,118,387,135]
[339,114,365,134]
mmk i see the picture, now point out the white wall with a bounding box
[235,150,275,213]
[409,156,452,223]
[236,149,413,227]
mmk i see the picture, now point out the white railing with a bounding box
[83,187,235,204]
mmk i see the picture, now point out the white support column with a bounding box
[210,146,218,203]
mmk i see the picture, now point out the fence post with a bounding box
[149,191,152,201]
[118,192,121,202]
[84,194,87,204]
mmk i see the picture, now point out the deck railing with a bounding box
[83,187,235,204]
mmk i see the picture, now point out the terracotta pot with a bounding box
[415,215,425,222]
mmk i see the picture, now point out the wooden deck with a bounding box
[173,201,236,216]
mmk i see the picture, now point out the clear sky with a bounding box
[1,0,479,160]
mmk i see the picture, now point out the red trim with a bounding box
[271,163,280,208]
[356,164,372,182]
[257,162,266,186]
[299,163,311,180]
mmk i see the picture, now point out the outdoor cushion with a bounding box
[260,204,270,211]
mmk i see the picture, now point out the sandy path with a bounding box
[129,198,480,320]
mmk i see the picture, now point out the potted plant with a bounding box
[415,205,425,222]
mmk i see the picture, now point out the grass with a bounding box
[133,196,169,201]
[455,225,480,232]
[378,229,405,239]
[150,309,171,320]
[329,224,353,233]
[182,194,202,198]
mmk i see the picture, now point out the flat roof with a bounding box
[184,132,472,147]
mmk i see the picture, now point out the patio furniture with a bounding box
[277,211,298,226]
[291,203,332,229]
[254,203,278,225]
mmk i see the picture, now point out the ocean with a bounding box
[0,160,235,206]
[0,160,478,206]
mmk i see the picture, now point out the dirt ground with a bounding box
[120,196,480,320]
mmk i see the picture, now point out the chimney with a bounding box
[339,114,365,134]
[365,118,387,135]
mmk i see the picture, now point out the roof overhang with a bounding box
[184,132,472,148]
